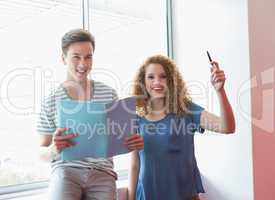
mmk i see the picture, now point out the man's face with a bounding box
[62,41,94,82]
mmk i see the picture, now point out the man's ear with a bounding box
[62,53,67,65]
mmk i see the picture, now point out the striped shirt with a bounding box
[37,80,118,178]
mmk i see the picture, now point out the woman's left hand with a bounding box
[124,134,144,151]
[210,61,226,91]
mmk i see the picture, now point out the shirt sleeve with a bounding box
[112,88,118,100]
[36,97,56,135]
[189,102,205,133]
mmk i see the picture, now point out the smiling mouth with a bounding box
[76,69,87,75]
[152,87,165,92]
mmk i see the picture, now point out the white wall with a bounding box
[172,0,253,199]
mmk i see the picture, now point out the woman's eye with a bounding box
[147,76,154,79]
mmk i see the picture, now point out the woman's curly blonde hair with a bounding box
[132,54,192,116]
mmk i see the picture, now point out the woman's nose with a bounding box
[153,78,162,84]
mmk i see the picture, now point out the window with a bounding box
[0,0,83,187]
[89,0,168,183]
[0,0,169,191]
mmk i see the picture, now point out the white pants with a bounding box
[49,166,117,200]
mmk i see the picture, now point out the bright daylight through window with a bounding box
[0,0,167,189]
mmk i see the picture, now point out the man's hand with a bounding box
[52,128,78,153]
[124,134,144,151]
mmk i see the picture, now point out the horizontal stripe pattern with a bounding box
[36,80,118,178]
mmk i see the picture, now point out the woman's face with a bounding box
[144,63,168,99]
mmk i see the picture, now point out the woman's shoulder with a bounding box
[187,101,204,112]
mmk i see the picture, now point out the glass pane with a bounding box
[89,0,167,176]
[0,0,83,186]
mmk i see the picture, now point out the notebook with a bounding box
[57,97,137,160]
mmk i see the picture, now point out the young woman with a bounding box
[127,55,235,200]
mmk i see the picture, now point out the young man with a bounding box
[37,29,143,200]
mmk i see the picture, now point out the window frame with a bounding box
[0,0,173,197]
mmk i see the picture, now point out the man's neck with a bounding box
[63,79,92,100]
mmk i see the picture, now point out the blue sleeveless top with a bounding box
[136,102,205,200]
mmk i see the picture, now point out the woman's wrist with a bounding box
[216,87,226,97]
